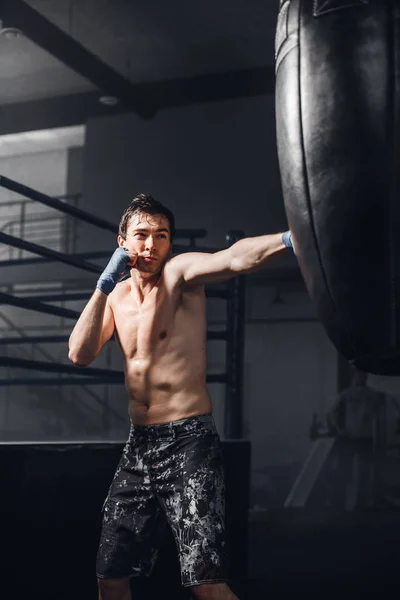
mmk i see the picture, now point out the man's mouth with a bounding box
[143,256,157,262]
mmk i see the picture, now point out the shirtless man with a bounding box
[68,194,295,600]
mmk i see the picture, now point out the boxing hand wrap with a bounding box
[282,230,296,255]
[97,247,132,295]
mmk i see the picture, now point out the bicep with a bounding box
[172,250,237,286]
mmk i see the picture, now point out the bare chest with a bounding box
[113,287,179,358]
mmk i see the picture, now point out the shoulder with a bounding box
[163,255,186,282]
[167,252,204,271]
[163,256,204,294]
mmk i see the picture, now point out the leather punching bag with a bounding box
[275,0,400,375]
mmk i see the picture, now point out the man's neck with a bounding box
[130,270,162,296]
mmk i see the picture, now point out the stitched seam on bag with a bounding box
[275,37,298,73]
[313,0,368,17]
[389,0,400,342]
[297,3,357,354]
[275,1,291,59]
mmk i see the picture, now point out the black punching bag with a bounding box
[275,0,400,375]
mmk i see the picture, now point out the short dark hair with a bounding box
[119,194,175,242]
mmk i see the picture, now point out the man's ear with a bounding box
[117,235,125,247]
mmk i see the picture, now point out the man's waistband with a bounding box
[128,413,215,440]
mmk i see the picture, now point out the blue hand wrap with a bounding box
[97,248,131,295]
[282,231,296,255]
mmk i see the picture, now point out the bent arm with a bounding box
[172,232,287,286]
[68,288,115,366]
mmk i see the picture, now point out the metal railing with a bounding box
[0,194,80,260]
[0,191,115,418]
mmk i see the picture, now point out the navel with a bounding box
[159,330,167,340]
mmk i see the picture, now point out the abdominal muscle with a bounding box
[124,354,212,425]
[111,273,212,425]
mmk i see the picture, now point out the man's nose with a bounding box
[145,236,155,250]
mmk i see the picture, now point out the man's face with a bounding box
[118,212,172,275]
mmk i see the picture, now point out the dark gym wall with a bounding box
[66,146,84,197]
[79,95,287,251]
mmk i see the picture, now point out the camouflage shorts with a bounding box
[96,414,228,587]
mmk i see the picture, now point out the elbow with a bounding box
[230,257,248,274]
[68,348,94,367]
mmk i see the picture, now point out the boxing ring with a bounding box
[0,176,250,599]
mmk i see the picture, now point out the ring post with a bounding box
[224,230,246,440]
[223,230,249,585]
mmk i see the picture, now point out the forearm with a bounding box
[230,233,287,274]
[68,288,108,365]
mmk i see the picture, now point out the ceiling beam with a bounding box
[0,92,124,135]
[0,0,149,117]
[135,66,275,114]
[0,66,275,135]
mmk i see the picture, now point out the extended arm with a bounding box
[172,231,294,286]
